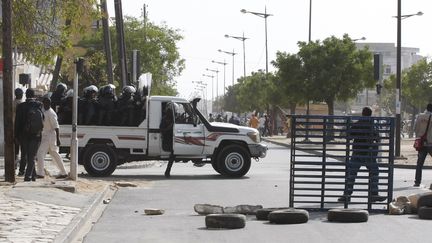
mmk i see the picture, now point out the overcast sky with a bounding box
[107,0,431,99]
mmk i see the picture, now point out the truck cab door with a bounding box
[173,102,205,155]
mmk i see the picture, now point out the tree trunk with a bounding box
[289,102,296,115]
[50,56,63,91]
[327,99,334,116]
[3,0,15,182]
[325,98,335,141]
[410,106,418,138]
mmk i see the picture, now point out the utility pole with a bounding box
[142,4,148,73]
[101,0,114,84]
[2,0,15,183]
[50,19,71,91]
[114,0,128,88]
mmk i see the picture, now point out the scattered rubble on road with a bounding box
[144,208,165,215]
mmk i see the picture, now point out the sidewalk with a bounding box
[0,158,113,243]
[262,135,431,169]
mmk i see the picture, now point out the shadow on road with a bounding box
[78,173,251,182]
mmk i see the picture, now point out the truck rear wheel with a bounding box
[216,145,251,177]
[83,145,117,177]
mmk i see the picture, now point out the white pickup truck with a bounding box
[59,96,267,177]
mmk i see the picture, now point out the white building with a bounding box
[350,42,423,114]
[0,53,52,155]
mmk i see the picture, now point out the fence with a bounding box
[289,115,394,212]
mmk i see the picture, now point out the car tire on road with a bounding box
[216,145,251,177]
[418,206,432,219]
[256,207,291,220]
[205,214,246,229]
[327,209,368,223]
[417,194,432,208]
[83,145,118,177]
[268,209,309,224]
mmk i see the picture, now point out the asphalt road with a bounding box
[83,142,432,243]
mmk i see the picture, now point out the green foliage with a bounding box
[297,34,374,114]
[271,52,306,108]
[77,16,184,95]
[235,70,272,112]
[10,0,98,65]
[223,85,241,113]
[383,58,432,114]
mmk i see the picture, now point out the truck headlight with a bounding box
[247,131,260,143]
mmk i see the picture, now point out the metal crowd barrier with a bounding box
[289,115,394,212]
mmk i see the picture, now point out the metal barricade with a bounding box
[289,115,394,212]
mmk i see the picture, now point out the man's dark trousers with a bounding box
[415,147,432,185]
[21,135,41,181]
[344,155,379,196]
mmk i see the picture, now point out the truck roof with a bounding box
[149,96,189,103]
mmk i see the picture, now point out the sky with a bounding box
[107,0,432,100]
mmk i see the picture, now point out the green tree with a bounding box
[10,0,98,65]
[298,34,374,115]
[383,58,432,136]
[77,16,185,95]
[222,85,242,113]
[271,52,306,114]
[235,71,270,113]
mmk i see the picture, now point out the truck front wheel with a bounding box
[83,145,117,177]
[217,145,251,177]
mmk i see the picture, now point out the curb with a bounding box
[54,184,114,243]
[262,138,432,170]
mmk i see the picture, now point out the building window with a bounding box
[385,66,391,74]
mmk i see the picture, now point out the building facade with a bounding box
[350,42,423,114]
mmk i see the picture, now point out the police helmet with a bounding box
[122,86,136,95]
[56,83,67,92]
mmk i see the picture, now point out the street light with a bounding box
[305,0,312,142]
[212,60,227,97]
[203,74,215,113]
[206,68,220,112]
[225,33,248,77]
[241,7,272,77]
[394,5,423,157]
[218,49,237,86]
[193,81,208,115]
[352,37,366,42]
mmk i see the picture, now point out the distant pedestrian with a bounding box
[264,115,271,137]
[15,88,44,181]
[258,115,265,136]
[248,113,259,129]
[338,107,386,202]
[216,114,223,122]
[36,97,68,179]
[413,103,432,187]
[229,115,240,125]
[208,113,214,122]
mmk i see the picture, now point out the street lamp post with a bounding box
[241,7,272,77]
[352,37,366,42]
[218,49,236,87]
[225,33,248,77]
[394,5,423,157]
[212,60,228,97]
[305,0,312,142]
[203,74,215,113]
[206,68,220,112]
[193,81,208,115]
